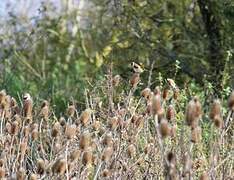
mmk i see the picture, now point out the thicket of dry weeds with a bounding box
[0,69,233,180]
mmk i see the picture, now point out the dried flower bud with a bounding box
[31,129,39,141]
[82,148,93,166]
[163,87,169,100]
[173,88,179,100]
[127,144,136,158]
[65,124,77,139]
[152,95,162,115]
[112,75,121,86]
[37,159,45,175]
[200,171,209,180]
[52,158,67,175]
[23,93,33,120]
[130,73,140,87]
[59,117,66,126]
[166,105,175,122]
[108,116,119,130]
[66,104,76,117]
[80,131,91,150]
[154,86,161,96]
[80,109,91,126]
[70,149,81,162]
[228,90,234,110]
[40,100,49,120]
[0,167,5,178]
[141,88,151,100]
[102,147,113,162]
[209,99,222,120]
[11,120,19,135]
[16,168,26,180]
[5,122,12,134]
[159,119,171,138]
[191,127,201,143]
[213,116,223,129]
[51,122,61,138]
[102,133,113,147]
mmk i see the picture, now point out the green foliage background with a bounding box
[0,0,233,111]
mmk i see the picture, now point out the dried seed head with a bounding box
[191,127,201,143]
[157,108,165,122]
[166,105,175,122]
[66,104,76,117]
[152,94,162,115]
[209,99,222,120]
[127,144,136,158]
[23,93,33,120]
[170,125,177,138]
[159,119,171,138]
[29,173,38,180]
[82,148,93,166]
[70,149,81,162]
[102,133,113,147]
[37,159,45,175]
[80,109,91,126]
[80,131,91,150]
[40,100,49,120]
[112,75,121,86]
[162,87,169,100]
[173,88,179,100]
[130,73,140,87]
[102,169,111,177]
[167,152,176,166]
[154,86,161,96]
[0,90,6,104]
[31,129,39,141]
[11,120,19,135]
[185,97,202,128]
[16,168,26,180]
[65,124,77,139]
[102,147,113,162]
[108,116,119,130]
[182,153,192,177]
[144,143,153,154]
[92,120,101,131]
[0,167,5,178]
[59,117,66,126]
[23,125,30,137]
[5,122,12,134]
[200,172,209,180]
[20,138,28,155]
[228,90,234,110]
[213,116,223,129]
[141,88,151,100]
[51,122,61,138]
[52,158,67,175]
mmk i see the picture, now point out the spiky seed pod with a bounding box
[108,116,119,130]
[157,108,165,122]
[112,75,121,86]
[102,147,113,162]
[159,119,171,138]
[23,93,33,120]
[162,87,169,100]
[130,73,140,87]
[65,124,77,139]
[185,97,202,128]
[11,121,19,135]
[70,149,81,162]
[80,131,91,150]
[127,144,136,158]
[23,126,30,137]
[141,88,151,100]
[213,116,223,129]
[80,109,91,126]
[191,127,201,143]
[0,167,5,178]
[209,99,222,120]
[37,159,45,175]
[173,88,179,100]
[0,90,6,104]
[144,143,153,154]
[166,105,175,122]
[66,104,76,118]
[92,120,101,131]
[59,117,66,126]
[200,172,209,180]
[16,168,26,180]
[154,86,161,96]
[52,158,67,175]
[39,100,49,120]
[82,148,93,166]
[29,173,38,180]
[146,102,152,115]
[228,90,234,110]
[102,133,113,147]
[102,169,111,177]
[135,115,144,129]
[152,94,162,115]
[11,97,20,115]
[51,122,61,138]
[31,129,39,141]
[5,122,11,134]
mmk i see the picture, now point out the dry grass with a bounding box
[0,70,233,180]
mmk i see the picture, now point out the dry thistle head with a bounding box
[152,94,162,115]
[102,133,113,147]
[69,149,81,162]
[108,116,119,130]
[5,122,11,134]
[11,120,19,135]
[16,168,26,180]
[101,147,113,162]
[52,158,67,175]
[154,86,161,96]
[36,158,46,175]
[141,88,151,100]
[23,125,30,137]
[166,105,175,122]
[66,104,76,118]
[162,87,170,100]
[130,73,140,87]
[127,144,136,158]
[185,97,202,128]
[0,90,6,104]
[209,99,222,120]
[199,171,209,180]
[0,167,5,178]
[65,124,77,139]
[213,115,223,129]
[59,116,66,126]
[228,90,234,110]
[40,100,49,120]
[191,127,201,143]
[173,88,179,100]
[23,93,33,120]
[92,120,101,131]
[29,173,38,180]
[51,122,61,138]
[82,148,93,166]
[80,108,91,126]
[80,131,91,150]
[101,169,111,177]
[112,75,121,86]
[31,129,39,141]
[182,153,192,177]
[159,119,171,138]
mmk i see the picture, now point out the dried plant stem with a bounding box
[65,141,70,180]
[93,161,103,180]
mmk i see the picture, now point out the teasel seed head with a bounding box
[23,125,30,137]
[102,147,113,162]
[127,144,136,158]
[31,129,39,141]
[66,104,76,118]
[65,124,77,139]
[102,133,113,147]
[29,173,38,180]
[152,94,162,115]
[141,88,151,100]
[182,153,192,177]
[163,88,170,101]
[80,108,91,126]
[37,158,46,175]
[170,125,177,138]
[130,73,140,87]
[213,115,223,129]
[59,116,66,126]
[69,149,81,162]
[11,120,19,135]
[159,119,171,138]
[0,90,6,104]
[82,148,93,166]
[80,131,91,150]
[16,168,26,180]
[191,126,201,143]
[52,158,67,175]
[209,99,222,120]
[0,167,5,178]
[112,75,121,86]
[199,171,209,180]
[102,169,111,177]
[228,90,234,110]
[108,116,119,130]
[23,93,33,120]
[166,105,175,122]
[5,122,11,134]
[173,88,179,100]
[39,100,49,120]
[51,122,61,138]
